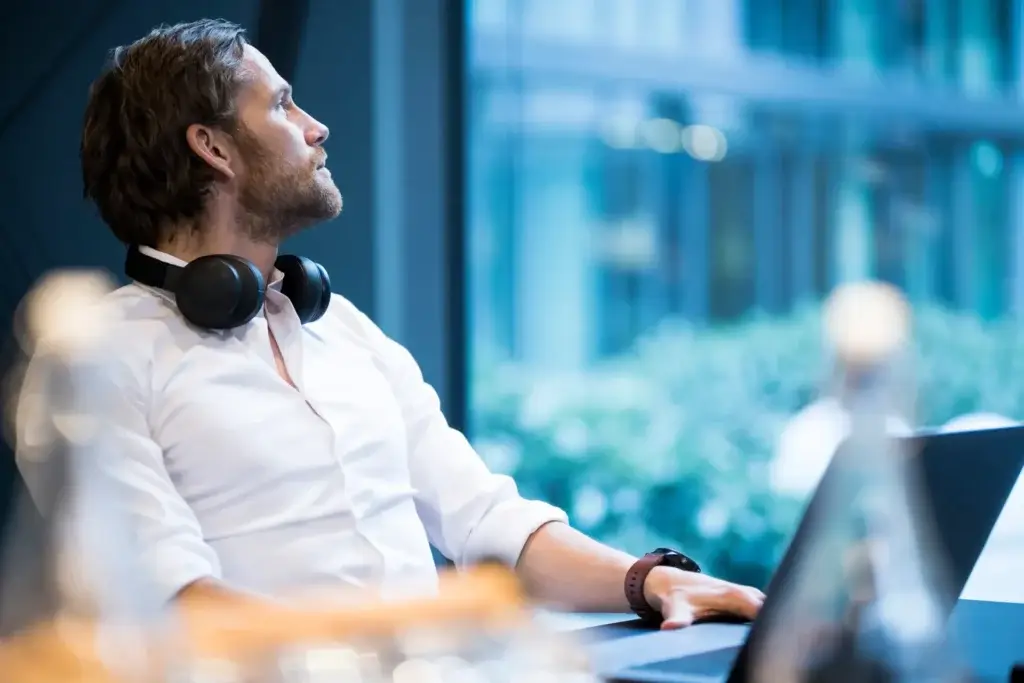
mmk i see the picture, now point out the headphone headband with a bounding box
[125,246,181,291]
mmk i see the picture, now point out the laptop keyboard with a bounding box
[636,646,740,676]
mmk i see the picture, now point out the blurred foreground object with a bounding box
[2,269,168,680]
[752,282,966,683]
[0,271,597,682]
[178,566,599,683]
[0,565,583,683]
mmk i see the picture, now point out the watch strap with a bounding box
[624,551,667,622]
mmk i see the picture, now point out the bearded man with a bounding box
[17,19,763,629]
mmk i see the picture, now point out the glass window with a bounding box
[466,0,1024,600]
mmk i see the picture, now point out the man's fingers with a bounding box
[734,586,765,619]
[655,578,766,630]
[659,596,695,631]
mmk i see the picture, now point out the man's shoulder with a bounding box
[313,294,398,358]
[105,281,173,314]
[97,283,179,336]
[95,284,183,370]
[322,293,379,336]
[16,285,165,444]
[23,282,172,361]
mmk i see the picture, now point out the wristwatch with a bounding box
[624,547,702,622]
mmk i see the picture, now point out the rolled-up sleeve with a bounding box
[404,401,567,568]
[338,299,567,568]
[15,351,221,606]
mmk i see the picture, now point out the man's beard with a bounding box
[233,127,343,244]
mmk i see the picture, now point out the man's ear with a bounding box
[185,124,236,179]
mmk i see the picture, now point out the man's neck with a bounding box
[158,224,279,283]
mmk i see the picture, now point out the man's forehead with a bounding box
[239,44,286,94]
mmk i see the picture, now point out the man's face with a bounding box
[229,45,342,243]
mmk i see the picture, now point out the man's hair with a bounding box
[80,19,249,246]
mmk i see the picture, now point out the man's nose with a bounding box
[307,118,329,147]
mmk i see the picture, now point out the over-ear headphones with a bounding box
[124,246,332,330]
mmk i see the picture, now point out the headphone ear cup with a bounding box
[176,255,265,330]
[276,255,327,324]
[310,263,332,323]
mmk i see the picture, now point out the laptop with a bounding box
[597,425,1024,683]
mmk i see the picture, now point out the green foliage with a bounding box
[469,305,1024,588]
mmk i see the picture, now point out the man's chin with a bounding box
[322,190,343,220]
[314,176,343,217]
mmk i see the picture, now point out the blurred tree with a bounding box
[470,305,1024,588]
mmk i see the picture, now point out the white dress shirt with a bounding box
[16,246,566,605]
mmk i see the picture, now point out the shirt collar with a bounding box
[136,245,285,291]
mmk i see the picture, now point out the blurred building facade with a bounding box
[466,0,1024,372]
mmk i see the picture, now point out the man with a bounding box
[18,19,762,629]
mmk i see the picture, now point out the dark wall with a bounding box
[0,0,463,555]
[0,0,379,310]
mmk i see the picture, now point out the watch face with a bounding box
[656,548,701,573]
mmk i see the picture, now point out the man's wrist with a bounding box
[641,565,676,613]
[625,553,674,620]
[626,549,701,620]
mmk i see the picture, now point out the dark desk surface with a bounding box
[550,599,1024,682]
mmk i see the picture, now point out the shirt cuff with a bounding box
[56,520,222,612]
[460,498,569,569]
[143,544,222,605]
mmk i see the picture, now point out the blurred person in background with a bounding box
[16,19,762,629]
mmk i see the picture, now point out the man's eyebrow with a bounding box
[273,84,293,101]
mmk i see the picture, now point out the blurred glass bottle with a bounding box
[752,282,966,683]
[1,271,174,681]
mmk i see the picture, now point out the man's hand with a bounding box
[643,566,765,630]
